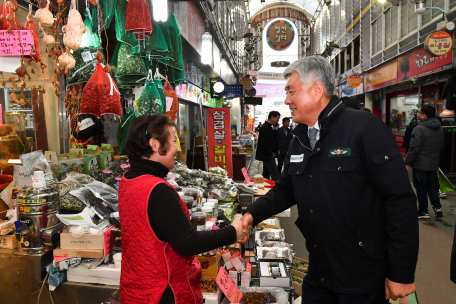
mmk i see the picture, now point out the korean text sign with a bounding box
[207,108,233,178]
[216,267,243,303]
[0,30,35,56]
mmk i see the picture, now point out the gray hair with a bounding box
[283,56,335,98]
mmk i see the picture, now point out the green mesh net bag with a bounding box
[154,79,166,113]
[115,0,138,46]
[91,0,118,32]
[117,108,136,155]
[116,43,147,84]
[138,77,165,116]
[109,42,121,82]
[67,47,105,86]
[80,13,100,48]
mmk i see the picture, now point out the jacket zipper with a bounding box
[292,135,312,152]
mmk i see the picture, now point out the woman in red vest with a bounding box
[118,115,247,304]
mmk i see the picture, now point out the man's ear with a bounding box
[313,81,325,102]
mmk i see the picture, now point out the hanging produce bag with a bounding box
[125,0,152,40]
[80,14,101,48]
[80,64,122,118]
[24,19,40,62]
[91,0,118,32]
[115,0,137,46]
[109,41,121,77]
[117,109,136,155]
[164,79,178,122]
[67,47,105,86]
[0,1,22,30]
[154,78,166,113]
[115,43,147,83]
[138,76,164,116]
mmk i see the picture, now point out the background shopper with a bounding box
[256,111,281,181]
[277,117,293,173]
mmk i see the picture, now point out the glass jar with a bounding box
[207,199,219,217]
[182,196,194,217]
[202,206,213,219]
[183,188,198,211]
[191,208,206,231]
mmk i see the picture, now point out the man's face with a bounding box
[417,109,425,121]
[271,115,280,125]
[283,120,290,129]
[284,72,322,125]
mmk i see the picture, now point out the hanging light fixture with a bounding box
[153,0,168,22]
[202,21,213,65]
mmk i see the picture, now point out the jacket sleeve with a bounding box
[404,126,423,166]
[244,158,296,226]
[361,118,419,284]
[258,126,273,159]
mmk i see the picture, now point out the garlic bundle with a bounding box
[43,35,54,46]
[58,48,76,70]
[62,0,86,51]
[35,0,54,27]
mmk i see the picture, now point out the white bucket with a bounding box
[113,253,122,268]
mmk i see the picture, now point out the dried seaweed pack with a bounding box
[70,187,113,219]
[67,47,104,86]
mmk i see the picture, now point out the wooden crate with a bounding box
[0,234,18,249]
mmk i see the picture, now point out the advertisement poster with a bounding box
[340,82,364,97]
[397,47,453,83]
[175,83,216,108]
[365,60,397,92]
[253,83,287,98]
[172,2,205,54]
[207,108,233,178]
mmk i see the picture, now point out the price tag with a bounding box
[241,167,251,183]
[216,267,243,303]
[81,51,93,62]
[165,97,173,112]
[79,118,95,131]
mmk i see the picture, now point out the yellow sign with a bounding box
[426,31,453,56]
[348,74,362,88]
[240,77,253,90]
[365,60,397,92]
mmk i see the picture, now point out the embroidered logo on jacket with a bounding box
[329,148,351,157]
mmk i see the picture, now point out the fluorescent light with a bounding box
[202,24,212,65]
[153,0,168,22]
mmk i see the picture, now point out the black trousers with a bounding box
[300,275,389,304]
[262,153,280,181]
[277,153,286,173]
[412,169,441,213]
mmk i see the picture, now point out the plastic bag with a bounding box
[154,79,166,113]
[67,47,104,86]
[70,187,113,219]
[80,64,122,118]
[66,172,95,184]
[138,78,165,115]
[117,109,136,155]
[19,151,56,183]
[59,177,85,212]
[255,229,285,243]
[84,180,118,211]
[257,247,292,264]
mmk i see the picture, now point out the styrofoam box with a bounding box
[67,264,120,286]
[258,259,290,288]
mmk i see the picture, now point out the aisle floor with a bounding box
[277,177,456,303]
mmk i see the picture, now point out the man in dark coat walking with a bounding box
[256,111,281,181]
[241,56,418,303]
[277,117,293,172]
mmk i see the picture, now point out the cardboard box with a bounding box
[291,256,309,277]
[60,226,113,256]
[53,247,104,259]
[196,253,221,280]
[243,250,255,264]
[221,249,233,269]
[229,267,239,286]
[0,234,18,249]
[109,228,121,264]
[230,252,245,272]
[291,268,306,298]
[241,262,252,287]
[258,259,290,288]
[228,243,242,256]
[71,148,100,174]
[55,151,85,179]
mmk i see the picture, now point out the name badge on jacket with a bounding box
[290,154,304,162]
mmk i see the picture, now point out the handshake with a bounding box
[231,212,254,243]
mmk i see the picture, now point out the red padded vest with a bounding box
[118,175,203,304]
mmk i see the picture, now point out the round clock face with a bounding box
[267,20,295,51]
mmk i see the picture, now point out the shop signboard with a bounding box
[245,87,256,97]
[249,71,258,78]
[240,77,253,90]
[425,31,453,56]
[175,83,217,108]
[340,82,364,97]
[365,60,397,92]
[266,20,295,51]
[397,46,453,83]
[172,2,205,55]
[207,108,233,178]
[0,30,35,56]
[253,83,287,98]
[348,74,362,87]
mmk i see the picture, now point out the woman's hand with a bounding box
[231,216,249,241]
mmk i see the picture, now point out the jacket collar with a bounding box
[293,95,344,144]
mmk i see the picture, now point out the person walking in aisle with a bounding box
[256,111,281,181]
[405,105,445,218]
[241,56,418,304]
[255,122,262,133]
[277,117,293,173]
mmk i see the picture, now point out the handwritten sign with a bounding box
[216,267,243,303]
[0,30,35,56]
[241,167,251,183]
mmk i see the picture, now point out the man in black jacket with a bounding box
[241,56,418,303]
[256,111,281,181]
[277,117,293,172]
[404,105,444,218]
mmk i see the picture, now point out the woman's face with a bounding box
[150,126,181,170]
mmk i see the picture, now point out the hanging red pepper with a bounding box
[125,0,152,40]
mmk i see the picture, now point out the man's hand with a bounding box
[235,213,254,243]
[385,278,415,301]
[278,151,281,155]
[406,165,411,170]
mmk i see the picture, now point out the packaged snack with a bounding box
[255,229,285,243]
[257,247,292,264]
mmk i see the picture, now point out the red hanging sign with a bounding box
[207,107,233,178]
[216,267,243,303]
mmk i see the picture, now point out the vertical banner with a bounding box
[207,107,233,178]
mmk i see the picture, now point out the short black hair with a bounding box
[282,117,290,123]
[268,111,281,119]
[420,105,436,118]
[125,115,175,159]
[341,97,360,110]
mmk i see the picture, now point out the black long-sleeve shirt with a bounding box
[125,158,236,303]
